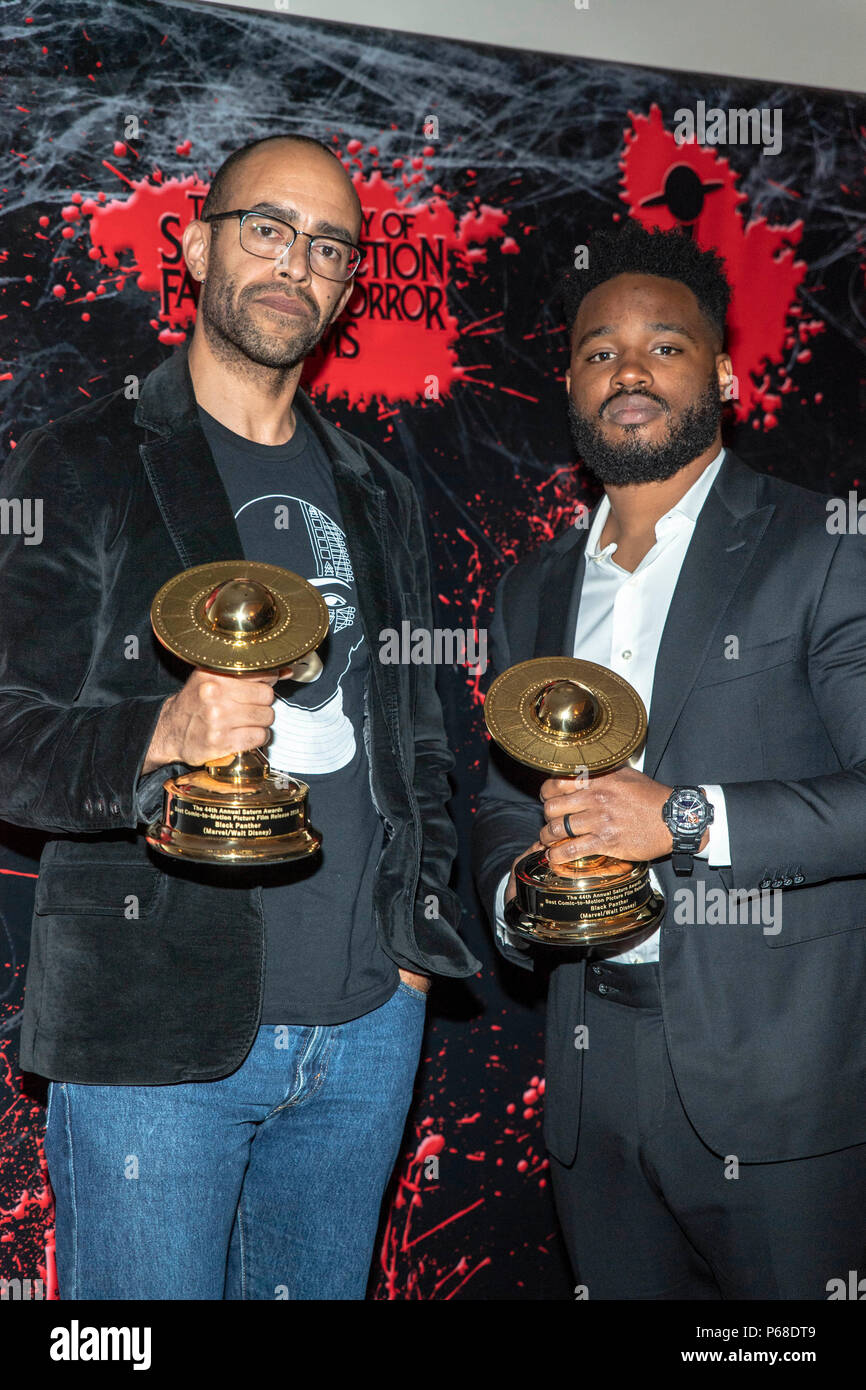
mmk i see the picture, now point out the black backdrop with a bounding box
[1,0,864,1299]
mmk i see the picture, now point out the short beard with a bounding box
[567,369,722,486]
[198,263,334,371]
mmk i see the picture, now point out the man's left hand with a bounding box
[398,968,432,994]
[539,767,705,868]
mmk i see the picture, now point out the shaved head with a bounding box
[201,134,361,238]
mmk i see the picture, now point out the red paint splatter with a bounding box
[0,1037,57,1298]
[620,105,809,426]
[80,172,208,343]
[65,143,513,399]
[303,165,515,410]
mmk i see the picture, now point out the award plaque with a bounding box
[484,656,665,948]
[145,560,330,865]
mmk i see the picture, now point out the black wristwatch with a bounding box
[661,786,714,875]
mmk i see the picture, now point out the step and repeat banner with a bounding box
[1,0,864,1300]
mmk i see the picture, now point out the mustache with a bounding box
[600,388,669,417]
[249,287,319,317]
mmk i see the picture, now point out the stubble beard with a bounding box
[567,369,723,486]
[198,267,337,371]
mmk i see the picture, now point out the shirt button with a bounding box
[621,649,633,660]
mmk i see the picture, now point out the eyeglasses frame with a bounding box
[201,208,364,282]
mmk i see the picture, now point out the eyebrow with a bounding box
[249,202,357,244]
[574,319,700,351]
[648,320,700,346]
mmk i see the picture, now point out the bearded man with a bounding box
[0,134,478,1300]
[473,222,866,1300]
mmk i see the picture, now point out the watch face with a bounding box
[675,790,705,829]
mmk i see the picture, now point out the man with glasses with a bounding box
[0,134,478,1299]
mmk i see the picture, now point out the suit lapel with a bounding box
[330,459,402,746]
[525,451,775,778]
[135,345,243,569]
[532,526,590,659]
[139,427,244,569]
[290,387,402,747]
[135,346,402,742]
[642,454,775,777]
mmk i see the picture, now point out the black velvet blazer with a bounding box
[0,344,480,1084]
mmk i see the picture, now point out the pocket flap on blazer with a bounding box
[694,633,797,688]
[764,913,866,947]
[35,863,163,917]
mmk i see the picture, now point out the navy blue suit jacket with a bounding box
[473,451,866,1164]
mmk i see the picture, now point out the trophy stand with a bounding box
[484,657,665,949]
[145,561,329,865]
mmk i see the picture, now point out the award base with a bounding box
[146,750,321,865]
[504,849,664,950]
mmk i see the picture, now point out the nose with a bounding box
[611,348,653,393]
[273,237,310,283]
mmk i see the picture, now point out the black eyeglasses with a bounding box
[203,209,363,282]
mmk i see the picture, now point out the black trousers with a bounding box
[549,960,866,1299]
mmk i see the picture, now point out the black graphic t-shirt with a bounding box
[198,404,396,1025]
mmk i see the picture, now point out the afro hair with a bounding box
[559,222,732,348]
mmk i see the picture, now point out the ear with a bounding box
[565,367,572,394]
[182,218,210,282]
[716,352,734,399]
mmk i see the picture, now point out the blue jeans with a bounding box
[44,980,427,1299]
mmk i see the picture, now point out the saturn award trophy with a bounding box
[484,656,665,949]
[145,560,330,865]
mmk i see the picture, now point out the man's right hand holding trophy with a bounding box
[486,657,670,951]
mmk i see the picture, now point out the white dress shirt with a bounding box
[493,447,731,962]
